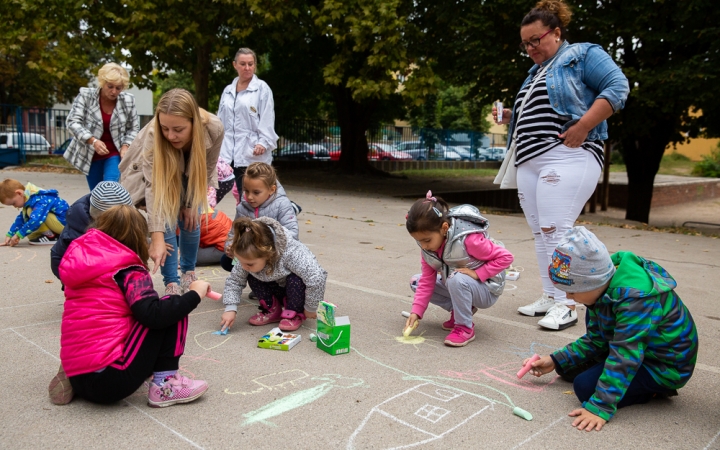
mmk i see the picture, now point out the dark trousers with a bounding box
[232,165,247,195]
[69,318,188,404]
[220,254,234,272]
[573,362,676,409]
[248,274,306,313]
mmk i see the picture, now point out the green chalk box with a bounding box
[316,316,350,355]
[317,301,337,327]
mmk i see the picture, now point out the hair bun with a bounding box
[535,0,572,27]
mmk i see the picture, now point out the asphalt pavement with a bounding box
[1,170,719,449]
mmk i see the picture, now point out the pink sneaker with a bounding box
[444,324,475,347]
[279,310,306,331]
[147,374,208,408]
[442,307,478,331]
[248,297,283,326]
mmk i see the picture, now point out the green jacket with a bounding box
[552,251,698,421]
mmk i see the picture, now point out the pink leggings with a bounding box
[516,145,601,306]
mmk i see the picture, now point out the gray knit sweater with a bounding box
[222,217,327,313]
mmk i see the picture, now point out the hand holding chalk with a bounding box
[517,354,541,379]
[206,289,222,300]
[403,320,418,338]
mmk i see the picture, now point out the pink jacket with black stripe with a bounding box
[59,229,144,377]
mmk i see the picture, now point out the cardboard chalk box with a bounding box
[316,316,350,356]
[317,300,337,327]
[258,327,301,351]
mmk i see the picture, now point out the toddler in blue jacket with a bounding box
[1,178,69,246]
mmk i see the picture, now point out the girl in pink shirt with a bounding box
[405,191,514,347]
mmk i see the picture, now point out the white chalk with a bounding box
[401,311,411,318]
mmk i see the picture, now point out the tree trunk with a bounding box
[619,111,675,224]
[192,42,212,110]
[332,86,374,173]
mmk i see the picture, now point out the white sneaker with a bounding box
[538,304,578,330]
[517,293,554,316]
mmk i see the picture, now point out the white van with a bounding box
[0,132,51,154]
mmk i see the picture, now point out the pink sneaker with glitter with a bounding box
[147,374,208,408]
[444,324,475,347]
[248,297,283,326]
[441,307,478,331]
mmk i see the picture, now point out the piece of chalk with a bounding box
[512,407,533,421]
[212,328,228,335]
[401,311,411,318]
[403,321,418,337]
[517,354,541,379]
[206,290,222,300]
[309,333,317,342]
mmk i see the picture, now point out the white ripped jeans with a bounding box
[516,145,601,306]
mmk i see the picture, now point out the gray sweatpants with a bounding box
[410,272,499,328]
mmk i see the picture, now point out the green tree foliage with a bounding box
[0,0,100,108]
[87,0,250,109]
[246,0,437,173]
[416,0,720,223]
[407,81,491,132]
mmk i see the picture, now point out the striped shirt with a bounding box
[513,70,604,167]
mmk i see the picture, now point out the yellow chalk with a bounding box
[403,321,419,337]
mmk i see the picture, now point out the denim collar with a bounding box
[528,40,570,75]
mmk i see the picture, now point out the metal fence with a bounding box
[0,104,153,167]
[275,119,507,162]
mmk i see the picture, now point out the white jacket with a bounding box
[218,75,278,168]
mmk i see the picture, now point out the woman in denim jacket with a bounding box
[493,0,629,331]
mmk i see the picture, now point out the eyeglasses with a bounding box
[519,29,554,52]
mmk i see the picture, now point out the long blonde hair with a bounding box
[152,88,210,229]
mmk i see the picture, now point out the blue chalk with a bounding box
[212,328,229,335]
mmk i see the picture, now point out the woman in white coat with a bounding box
[217,48,278,193]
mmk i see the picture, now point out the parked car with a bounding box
[0,132,51,154]
[329,143,413,161]
[368,143,413,161]
[478,147,507,161]
[451,145,487,161]
[275,142,330,160]
[395,141,461,161]
[53,138,72,155]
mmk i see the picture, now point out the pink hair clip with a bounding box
[424,190,436,203]
[245,227,250,232]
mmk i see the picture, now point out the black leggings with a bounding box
[69,318,188,404]
[248,274,306,314]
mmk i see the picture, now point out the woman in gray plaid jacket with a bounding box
[65,63,140,190]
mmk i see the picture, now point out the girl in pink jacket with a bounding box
[49,205,213,407]
[405,191,514,347]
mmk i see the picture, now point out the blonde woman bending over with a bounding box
[120,89,224,295]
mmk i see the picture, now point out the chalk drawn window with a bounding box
[432,389,461,401]
[415,404,450,423]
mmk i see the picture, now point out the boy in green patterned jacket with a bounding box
[524,226,698,432]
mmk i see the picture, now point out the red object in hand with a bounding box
[207,290,222,300]
[517,354,541,379]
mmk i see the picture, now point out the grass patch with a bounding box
[608,154,697,176]
[392,168,499,178]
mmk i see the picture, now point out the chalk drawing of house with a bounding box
[347,382,492,449]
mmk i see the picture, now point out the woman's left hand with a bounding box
[304,309,317,319]
[180,207,199,232]
[558,122,591,148]
[253,144,266,156]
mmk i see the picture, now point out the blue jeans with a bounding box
[573,362,676,410]
[86,155,120,190]
[162,217,200,286]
